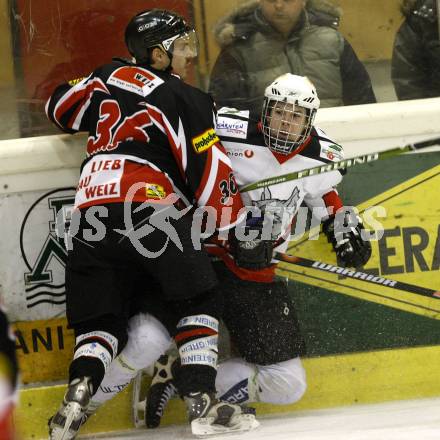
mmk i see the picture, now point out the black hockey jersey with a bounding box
[206,108,345,281]
[45,59,243,229]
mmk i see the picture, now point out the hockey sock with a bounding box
[174,314,219,396]
[69,357,105,394]
[70,330,119,392]
[92,313,172,406]
[89,355,136,406]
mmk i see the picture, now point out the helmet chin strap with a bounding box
[160,45,174,72]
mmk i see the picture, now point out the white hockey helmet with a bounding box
[261,73,320,155]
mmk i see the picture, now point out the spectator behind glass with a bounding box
[391,0,440,100]
[209,0,376,115]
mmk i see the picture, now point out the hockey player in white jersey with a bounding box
[83,73,372,434]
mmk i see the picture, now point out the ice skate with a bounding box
[48,376,93,440]
[184,391,259,437]
[133,354,179,427]
[145,354,178,428]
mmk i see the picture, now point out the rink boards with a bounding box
[2,99,439,439]
[15,158,440,439]
[16,344,440,439]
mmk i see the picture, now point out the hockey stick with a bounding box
[240,136,440,192]
[275,252,440,299]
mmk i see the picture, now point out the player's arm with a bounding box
[45,72,105,133]
[305,187,371,268]
[303,136,371,268]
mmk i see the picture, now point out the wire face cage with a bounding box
[261,99,314,155]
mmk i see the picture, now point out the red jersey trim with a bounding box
[205,245,276,283]
[270,135,312,165]
[322,190,343,215]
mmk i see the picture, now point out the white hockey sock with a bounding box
[91,312,172,408]
[91,354,137,407]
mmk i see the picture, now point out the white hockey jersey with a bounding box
[206,107,345,282]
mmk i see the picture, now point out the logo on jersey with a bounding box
[145,183,167,199]
[252,186,301,240]
[226,148,254,159]
[68,77,85,86]
[216,117,248,139]
[20,189,75,309]
[192,129,219,153]
[320,143,344,162]
[107,66,164,96]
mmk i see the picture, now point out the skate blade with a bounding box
[191,414,260,437]
[132,369,147,428]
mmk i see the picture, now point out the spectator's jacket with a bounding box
[209,0,376,115]
[46,59,244,229]
[391,0,440,100]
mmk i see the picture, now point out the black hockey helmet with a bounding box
[125,9,197,64]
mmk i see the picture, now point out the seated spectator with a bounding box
[209,0,376,115]
[391,0,440,100]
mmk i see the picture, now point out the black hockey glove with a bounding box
[230,215,274,270]
[322,211,372,269]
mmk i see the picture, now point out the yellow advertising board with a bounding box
[13,317,73,383]
[280,164,440,319]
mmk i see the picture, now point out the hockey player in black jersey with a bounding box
[80,74,372,430]
[45,9,255,439]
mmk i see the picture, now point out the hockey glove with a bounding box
[322,211,372,269]
[230,215,274,270]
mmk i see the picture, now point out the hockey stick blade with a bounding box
[240,136,440,192]
[275,253,440,299]
[191,414,260,437]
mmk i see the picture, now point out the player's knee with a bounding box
[73,314,127,359]
[172,287,223,321]
[257,357,307,405]
[123,313,172,370]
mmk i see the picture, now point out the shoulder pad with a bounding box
[300,127,344,163]
[217,107,250,118]
[112,57,134,65]
[315,127,344,162]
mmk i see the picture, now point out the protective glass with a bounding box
[262,99,313,155]
[162,30,198,58]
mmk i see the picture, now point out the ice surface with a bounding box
[83,397,440,440]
